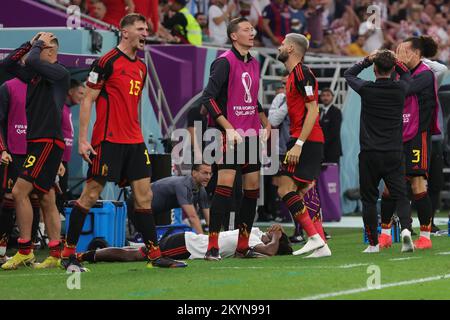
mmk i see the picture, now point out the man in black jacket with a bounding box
[344,49,414,254]
[319,88,342,164]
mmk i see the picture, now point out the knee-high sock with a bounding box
[282,192,317,237]
[208,185,233,251]
[236,189,259,252]
[362,201,378,246]
[62,201,89,258]
[134,208,161,260]
[414,192,432,238]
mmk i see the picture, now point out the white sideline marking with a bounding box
[299,273,450,300]
[211,263,370,270]
[389,257,421,261]
[0,273,66,278]
[436,252,450,255]
[338,263,369,269]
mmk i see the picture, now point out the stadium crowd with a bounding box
[45,0,450,64]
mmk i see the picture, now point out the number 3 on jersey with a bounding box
[412,149,421,163]
[129,80,141,96]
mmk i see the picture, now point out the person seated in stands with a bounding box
[77,224,293,262]
[127,164,212,234]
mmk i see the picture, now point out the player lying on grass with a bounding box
[77,224,293,263]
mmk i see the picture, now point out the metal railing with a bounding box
[257,47,361,110]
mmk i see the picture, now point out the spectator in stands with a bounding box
[128,164,212,234]
[90,0,135,27]
[70,0,88,14]
[261,0,291,48]
[304,0,325,49]
[345,35,368,56]
[194,12,209,42]
[319,88,342,164]
[159,0,202,45]
[134,0,159,33]
[358,6,384,53]
[236,0,260,27]
[208,0,236,46]
[91,0,109,22]
[288,0,307,35]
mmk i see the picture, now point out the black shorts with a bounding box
[404,131,431,177]
[159,232,190,260]
[87,141,152,185]
[216,135,261,174]
[19,139,65,193]
[279,139,323,184]
[0,154,27,193]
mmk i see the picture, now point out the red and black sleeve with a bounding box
[86,52,115,90]
[201,58,229,120]
[293,64,317,103]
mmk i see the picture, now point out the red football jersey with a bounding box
[86,48,147,146]
[286,63,324,143]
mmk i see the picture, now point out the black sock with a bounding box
[414,192,432,230]
[380,195,395,226]
[209,185,233,234]
[133,208,158,246]
[237,189,259,232]
[66,202,89,246]
[362,202,378,246]
[31,199,40,243]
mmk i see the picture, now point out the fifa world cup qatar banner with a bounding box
[317,164,342,222]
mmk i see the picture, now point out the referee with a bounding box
[344,50,414,253]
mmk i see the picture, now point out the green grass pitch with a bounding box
[1,226,449,300]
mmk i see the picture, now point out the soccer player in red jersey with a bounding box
[276,33,331,258]
[61,14,186,271]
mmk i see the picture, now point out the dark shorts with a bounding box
[87,141,152,186]
[0,154,27,193]
[216,135,261,174]
[279,139,323,184]
[140,232,189,260]
[19,139,65,193]
[404,131,431,177]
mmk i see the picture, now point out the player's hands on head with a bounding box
[30,32,44,45]
[39,32,56,47]
[1,151,12,165]
[79,140,97,164]
[367,50,378,63]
